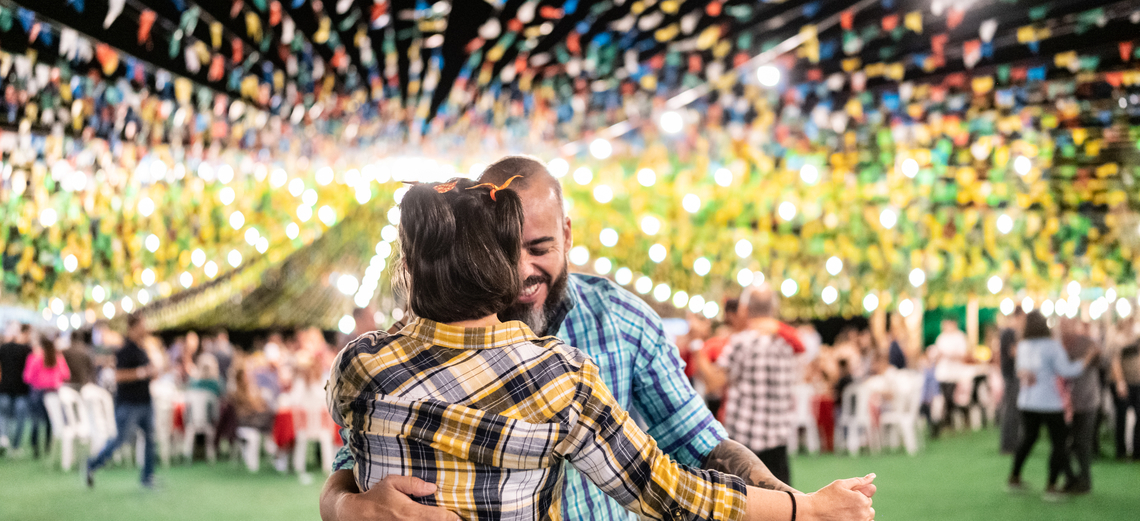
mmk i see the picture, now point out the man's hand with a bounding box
[802,474,877,521]
[320,470,458,521]
[1118,381,1129,399]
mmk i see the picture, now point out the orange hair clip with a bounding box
[466,175,522,201]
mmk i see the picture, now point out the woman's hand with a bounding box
[800,474,877,521]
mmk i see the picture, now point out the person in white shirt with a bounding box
[929,319,969,436]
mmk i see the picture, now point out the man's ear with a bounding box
[563,215,573,252]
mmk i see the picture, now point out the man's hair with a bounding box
[724,298,739,316]
[127,313,144,330]
[741,285,776,318]
[19,323,31,334]
[478,156,563,202]
[398,177,524,323]
[1023,311,1051,340]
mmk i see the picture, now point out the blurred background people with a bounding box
[998,309,1026,454]
[23,337,70,459]
[85,314,158,489]
[1009,311,1094,497]
[0,324,33,456]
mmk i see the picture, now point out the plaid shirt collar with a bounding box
[398,317,540,350]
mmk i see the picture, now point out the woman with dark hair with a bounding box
[328,178,875,521]
[1008,311,1093,497]
[22,338,70,458]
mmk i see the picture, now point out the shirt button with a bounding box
[670,507,686,521]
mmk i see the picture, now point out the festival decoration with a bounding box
[2,0,1140,329]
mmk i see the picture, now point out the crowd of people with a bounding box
[0,311,361,484]
[672,292,1140,501]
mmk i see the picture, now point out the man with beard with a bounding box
[320,157,838,521]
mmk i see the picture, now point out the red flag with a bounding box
[138,10,157,45]
[947,7,965,29]
[882,14,899,32]
[209,54,225,81]
[840,10,854,30]
[232,38,243,64]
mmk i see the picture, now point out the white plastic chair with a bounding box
[181,390,218,464]
[880,371,923,456]
[291,380,336,476]
[787,384,820,455]
[236,427,271,473]
[44,389,90,471]
[837,382,879,456]
[80,384,117,456]
[149,380,177,467]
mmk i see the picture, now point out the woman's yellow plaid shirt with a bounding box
[327,318,747,521]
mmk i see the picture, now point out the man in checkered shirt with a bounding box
[695,284,797,485]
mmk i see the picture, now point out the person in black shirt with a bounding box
[86,314,157,488]
[0,324,33,456]
[998,309,1025,455]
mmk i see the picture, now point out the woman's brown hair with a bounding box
[396,178,524,323]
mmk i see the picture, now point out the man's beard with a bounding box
[500,261,569,336]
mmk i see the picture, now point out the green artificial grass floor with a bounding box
[1,428,1136,520]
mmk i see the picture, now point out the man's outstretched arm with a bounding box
[704,439,800,493]
[319,470,458,521]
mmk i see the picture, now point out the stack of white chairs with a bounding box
[836,382,879,456]
[43,387,92,471]
[80,384,117,457]
[879,370,923,456]
[291,380,336,476]
[787,383,820,455]
[181,389,218,464]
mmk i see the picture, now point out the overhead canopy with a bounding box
[3,0,1140,330]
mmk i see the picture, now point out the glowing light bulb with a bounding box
[138,197,155,216]
[569,246,590,266]
[1014,156,1032,176]
[648,244,667,263]
[822,286,838,304]
[880,208,898,229]
[826,257,843,276]
[589,138,613,159]
[901,158,919,178]
[988,276,1003,295]
[594,257,612,275]
[737,269,755,287]
[637,168,656,187]
[702,301,720,319]
[781,279,798,297]
[1000,298,1015,316]
[899,298,915,317]
[997,214,1013,234]
[653,283,671,303]
[693,257,711,277]
[548,158,569,178]
[615,267,633,285]
[910,268,926,287]
[635,276,653,295]
[660,111,684,134]
[756,65,781,86]
[593,185,613,203]
[672,291,689,309]
[800,164,819,185]
[573,167,593,186]
[714,168,732,187]
[141,268,156,286]
[641,216,661,235]
[735,239,753,258]
[778,202,796,221]
[1022,297,1035,312]
[192,249,206,267]
[863,294,879,313]
[229,211,245,229]
[145,234,161,253]
[599,228,619,247]
[682,194,701,213]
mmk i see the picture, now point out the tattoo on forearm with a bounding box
[704,440,796,492]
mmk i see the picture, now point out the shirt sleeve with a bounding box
[332,429,356,471]
[1050,341,1086,378]
[558,360,747,521]
[630,310,727,468]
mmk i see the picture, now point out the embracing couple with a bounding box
[320,157,877,521]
